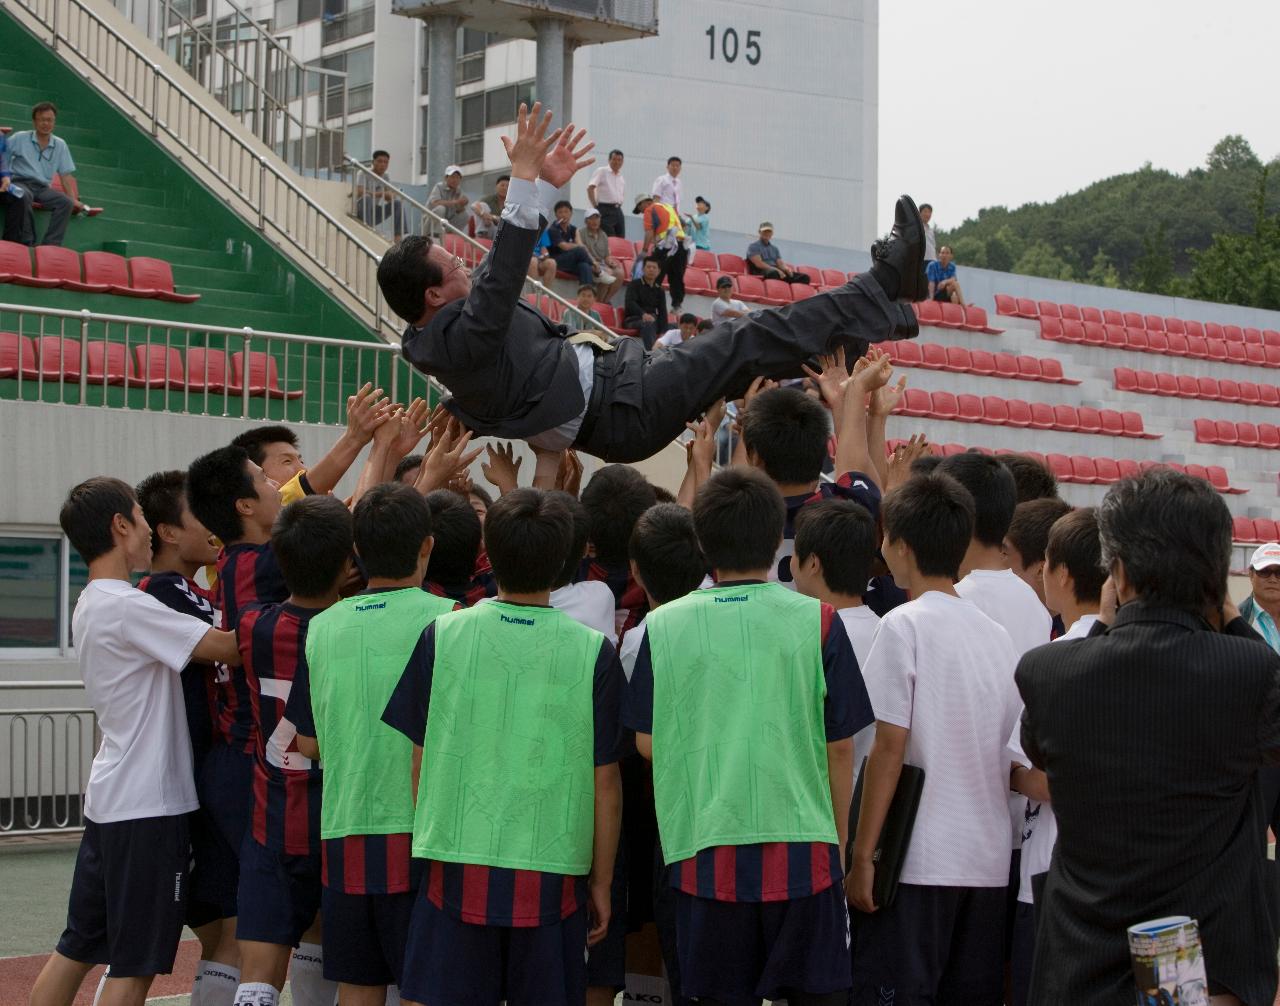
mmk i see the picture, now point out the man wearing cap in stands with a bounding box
[376,103,926,465]
[634,191,689,313]
[1242,542,1280,653]
[427,164,471,231]
[746,223,810,284]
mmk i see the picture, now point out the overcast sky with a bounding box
[877,0,1280,236]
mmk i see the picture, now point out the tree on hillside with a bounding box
[1188,166,1280,310]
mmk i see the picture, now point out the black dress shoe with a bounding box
[870,195,928,303]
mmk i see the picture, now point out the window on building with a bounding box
[345,120,373,163]
[0,533,90,654]
[458,27,486,84]
[345,44,375,113]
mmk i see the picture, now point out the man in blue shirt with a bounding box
[0,131,22,243]
[6,101,92,247]
[926,245,966,305]
[746,222,811,284]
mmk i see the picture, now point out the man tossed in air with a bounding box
[378,104,927,465]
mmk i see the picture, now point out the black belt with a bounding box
[597,202,622,208]
[572,352,613,451]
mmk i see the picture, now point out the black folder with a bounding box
[844,757,925,910]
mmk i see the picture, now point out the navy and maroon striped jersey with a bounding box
[425,570,497,609]
[322,833,421,895]
[382,613,624,927]
[238,601,324,856]
[578,558,648,638]
[214,543,289,751]
[625,585,875,902]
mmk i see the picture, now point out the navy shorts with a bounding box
[197,742,255,915]
[400,894,588,1006]
[235,834,321,947]
[674,882,852,1002]
[585,833,628,991]
[56,815,189,977]
[850,883,1006,1006]
[186,806,238,927]
[321,887,416,987]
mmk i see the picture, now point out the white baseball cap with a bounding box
[584,207,600,218]
[445,164,462,176]
[1250,542,1280,570]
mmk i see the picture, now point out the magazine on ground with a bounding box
[1128,915,1208,1006]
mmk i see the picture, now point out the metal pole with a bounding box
[78,310,90,404]
[258,157,267,230]
[424,14,458,198]
[151,63,160,136]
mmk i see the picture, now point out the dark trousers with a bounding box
[9,179,72,246]
[576,272,913,463]
[552,246,596,287]
[653,243,688,307]
[597,203,625,238]
[358,195,405,238]
[751,264,812,284]
[624,317,659,351]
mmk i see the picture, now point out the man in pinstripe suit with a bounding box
[1017,469,1280,1006]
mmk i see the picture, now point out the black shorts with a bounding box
[196,742,255,916]
[850,883,1006,1006]
[933,287,952,301]
[1010,899,1036,1006]
[674,883,852,1001]
[234,834,321,947]
[585,838,628,991]
[322,887,416,987]
[400,895,588,1006]
[186,806,238,927]
[56,815,189,977]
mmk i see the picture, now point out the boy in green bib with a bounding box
[382,487,624,1006]
[288,482,457,1005]
[624,467,874,1006]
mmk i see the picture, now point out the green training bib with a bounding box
[646,582,837,863]
[304,587,456,840]
[415,601,603,874]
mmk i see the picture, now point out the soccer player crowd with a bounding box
[26,344,1280,1006]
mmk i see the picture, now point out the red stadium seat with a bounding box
[1008,297,1034,318]
[690,249,717,270]
[233,351,304,399]
[34,336,83,381]
[134,345,186,388]
[1016,356,1042,381]
[1081,306,1103,324]
[1164,317,1185,335]
[1265,330,1280,348]
[0,239,58,287]
[1039,317,1064,341]
[994,293,1018,316]
[1165,333,1189,357]
[894,341,923,367]
[716,253,747,275]
[1094,458,1121,483]
[1070,456,1098,484]
[1205,466,1232,493]
[1205,322,1226,341]
[939,302,966,328]
[1127,328,1150,351]
[1077,321,1103,346]
[916,300,944,326]
[994,353,1019,379]
[1187,336,1210,359]
[1261,384,1280,407]
[1248,344,1269,366]
[791,283,816,301]
[931,391,959,421]
[1062,320,1086,344]
[1100,323,1125,348]
[1116,459,1141,479]
[1059,303,1082,322]
[956,394,983,422]
[1244,327,1264,346]
[900,388,932,417]
[970,349,997,376]
[1037,301,1061,319]
[821,268,848,288]
[1194,418,1218,443]
[1100,410,1125,437]
[735,275,766,303]
[1102,309,1124,326]
[1213,419,1238,445]
[942,443,967,457]
[1023,451,1047,467]
[1259,423,1280,449]
[1146,372,1170,396]
[1175,374,1199,398]
[1184,464,1210,484]
[944,346,972,373]
[1218,379,1242,403]
[185,348,238,394]
[1224,325,1245,343]
[920,343,949,370]
[34,246,90,289]
[1046,454,1072,480]
[608,237,633,259]
[1238,422,1260,448]
[1030,403,1055,430]
[682,268,712,295]
[1123,312,1143,328]
[1005,399,1032,428]
[127,258,200,302]
[1052,404,1079,432]
[761,279,794,305]
[1205,340,1229,362]
[79,251,132,294]
[85,341,142,387]
[1257,519,1280,542]
[1114,367,1138,392]
[1184,320,1205,339]
[1121,411,1150,438]
[1041,358,1074,383]
[1234,516,1260,543]
[1143,314,1165,332]
[1077,407,1102,434]
[1195,376,1218,399]
[982,396,1010,425]
[962,305,996,332]
[0,332,39,379]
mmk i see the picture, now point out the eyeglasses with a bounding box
[1252,566,1280,579]
[440,255,465,279]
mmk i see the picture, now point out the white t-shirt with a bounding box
[587,165,626,205]
[711,297,751,325]
[956,567,1053,848]
[1007,612,1099,903]
[549,581,618,644]
[619,618,648,682]
[860,590,1021,887]
[656,328,688,349]
[839,605,881,780]
[73,579,210,823]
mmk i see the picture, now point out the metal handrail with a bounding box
[343,157,622,337]
[1,681,95,835]
[10,0,403,343]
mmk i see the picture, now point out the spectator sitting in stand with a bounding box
[710,275,751,324]
[656,313,699,350]
[0,131,20,242]
[623,257,668,350]
[355,149,404,243]
[587,149,627,238]
[578,207,625,304]
[6,101,100,248]
[927,246,965,306]
[529,226,557,285]
[565,284,605,333]
[426,164,471,231]
[472,174,509,240]
[687,196,711,251]
[547,200,599,289]
[746,223,811,284]
[920,203,937,264]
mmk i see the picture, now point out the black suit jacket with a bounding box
[1017,602,1280,1005]
[399,215,586,438]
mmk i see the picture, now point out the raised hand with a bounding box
[414,418,482,495]
[481,442,523,496]
[556,450,584,497]
[742,376,778,411]
[871,374,908,418]
[885,433,931,491]
[540,124,595,190]
[389,398,432,458]
[801,346,848,411]
[346,382,392,445]
[500,102,564,182]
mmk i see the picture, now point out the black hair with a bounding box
[999,454,1059,503]
[919,203,932,212]
[695,196,710,209]
[1098,468,1231,614]
[353,482,433,580]
[679,313,697,325]
[484,488,574,594]
[643,255,662,268]
[1046,506,1105,605]
[578,283,596,294]
[716,276,734,287]
[497,174,510,184]
[910,453,944,476]
[580,465,658,567]
[423,490,482,585]
[32,101,57,119]
[187,445,256,543]
[393,454,423,483]
[667,156,682,166]
[469,485,494,508]
[230,425,298,467]
[936,452,1017,547]
[547,491,591,589]
[272,496,353,598]
[136,470,188,556]
[60,476,138,564]
[651,484,677,505]
[608,149,623,158]
[1005,497,1072,568]
[372,149,390,160]
[630,503,706,604]
[696,319,714,332]
[693,467,785,573]
[377,235,443,323]
[740,387,832,486]
[794,499,877,597]
[881,473,975,581]
[554,200,572,212]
